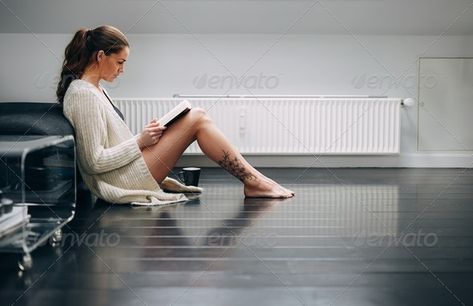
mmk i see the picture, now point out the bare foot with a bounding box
[244,177,294,198]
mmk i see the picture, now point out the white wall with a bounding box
[1,33,472,167]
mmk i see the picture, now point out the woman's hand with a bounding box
[137,119,167,150]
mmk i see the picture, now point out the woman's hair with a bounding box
[56,25,129,104]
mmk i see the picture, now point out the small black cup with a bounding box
[178,167,201,186]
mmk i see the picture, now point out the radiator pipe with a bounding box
[173,94,388,99]
[401,98,415,107]
[173,94,413,107]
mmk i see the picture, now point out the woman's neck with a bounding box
[81,70,101,89]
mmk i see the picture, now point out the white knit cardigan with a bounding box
[63,79,188,205]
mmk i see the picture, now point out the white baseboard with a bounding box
[176,153,473,168]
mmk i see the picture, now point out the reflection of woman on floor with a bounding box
[203,198,277,247]
[144,198,277,251]
[121,199,277,274]
[58,25,294,205]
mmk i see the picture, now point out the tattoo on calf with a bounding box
[218,150,257,182]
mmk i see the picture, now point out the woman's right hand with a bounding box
[137,119,167,150]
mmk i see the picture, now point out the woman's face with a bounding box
[98,46,129,82]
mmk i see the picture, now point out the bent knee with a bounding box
[191,107,208,116]
[189,107,211,123]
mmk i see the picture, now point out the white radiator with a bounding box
[114,98,401,155]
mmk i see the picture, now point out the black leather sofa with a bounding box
[0,102,92,205]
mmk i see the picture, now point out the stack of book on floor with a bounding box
[0,191,29,239]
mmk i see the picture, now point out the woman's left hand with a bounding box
[137,119,167,149]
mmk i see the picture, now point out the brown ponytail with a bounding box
[56,25,129,104]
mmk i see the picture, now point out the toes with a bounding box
[283,191,293,198]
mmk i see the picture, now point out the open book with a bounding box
[157,100,192,127]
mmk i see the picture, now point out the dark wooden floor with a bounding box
[1,168,473,306]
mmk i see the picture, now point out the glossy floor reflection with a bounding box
[1,168,473,306]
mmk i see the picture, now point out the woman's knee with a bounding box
[191,107,207,117]
[189,107,211,125]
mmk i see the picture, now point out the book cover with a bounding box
[158,100,192,127]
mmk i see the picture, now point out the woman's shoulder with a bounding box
[65,79,98,95]
[63,80,107,121]
[64,79,102,104]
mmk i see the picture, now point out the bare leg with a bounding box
[142,108,294,198]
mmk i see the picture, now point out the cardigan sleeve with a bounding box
[67,89,142,175]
